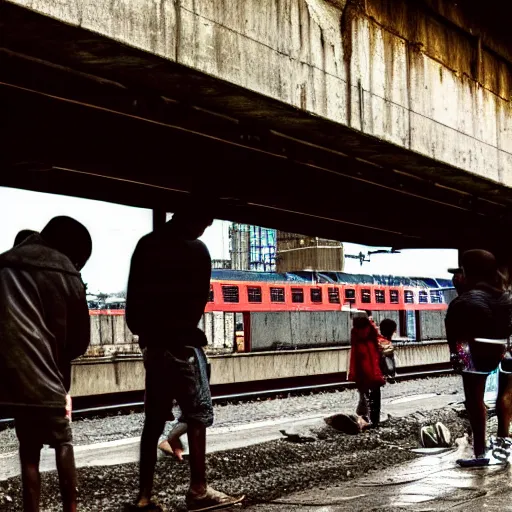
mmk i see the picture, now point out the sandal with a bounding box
[186,487,244,512]
[492,437,512,462]
[456,457,490,468]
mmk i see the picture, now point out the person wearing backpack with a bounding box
[349,314,386,428]
[378,318,397,382]
[445,249,512,467]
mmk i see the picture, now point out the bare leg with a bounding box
[497,370,512,438]
[19,443,41,512]
[55,444,78,512]
[137,415,166,507]
[462,372,488,457]
[186,421,207,496]
[159,422,187,461]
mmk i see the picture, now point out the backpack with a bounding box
[378,337,396,377]
[419,422,452,448]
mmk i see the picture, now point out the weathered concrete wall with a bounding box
[85,312,234,357]
[250,311,352,350]
[200,312,235,351]
[370,310,399,328]
[10,0,512,185]
[87,315,138,356]
[419,310,447,340]
[394,339,449,369]
[70,340,450,395]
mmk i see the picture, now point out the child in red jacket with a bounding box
[349,315,386,428]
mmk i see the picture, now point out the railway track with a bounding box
[0,364,452,426]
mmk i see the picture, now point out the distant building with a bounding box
[276,232,344,273]
[228,223,344,273]
[212,259,232,269]
[229,224,276,272]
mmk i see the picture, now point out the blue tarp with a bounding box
[211,269,448,288]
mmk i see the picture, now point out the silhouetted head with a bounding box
[461,249,501,288]
[41,216,92,270]
[380,318,397,339]
[353,314,371,329]
[168,200,214,240]
[448,267,466,295]
[13,229,38,247]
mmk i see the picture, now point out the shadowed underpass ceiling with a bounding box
[1,3,511,252]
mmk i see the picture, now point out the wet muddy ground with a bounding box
[0,407,469,511]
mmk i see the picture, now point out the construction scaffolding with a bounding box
[229,223,276,272]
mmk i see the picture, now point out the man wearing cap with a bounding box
[445,249,512,467]
[0,217,92,511]
[448,267,465,296]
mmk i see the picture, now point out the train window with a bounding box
[328,287,340,304]
[208,287,214,302]
[389,289,399,304]
[344,289,356,304]
[430,290,443,304]
[419,291,428,303]
[291,287,304,303]
[247,286,262,303]
[270,287,285,302]
[310,288,323,303]
[375,290,385,304]
[361,289,371,304]
[222,285,239,303]
[404,290,414,304]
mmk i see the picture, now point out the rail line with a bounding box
[0,364,452,426]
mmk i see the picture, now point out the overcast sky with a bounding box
[0,187,457,293]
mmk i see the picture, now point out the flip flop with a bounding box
[456,457,490,468]
[186,487,245,512]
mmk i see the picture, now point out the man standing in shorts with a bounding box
[0,217,92,512]
[446,249,512,466]
[126,202,242,511]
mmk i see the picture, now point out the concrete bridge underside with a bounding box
[0,0,511,253]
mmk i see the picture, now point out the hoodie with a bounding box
[348,321,386,391]
[0,235,90,410]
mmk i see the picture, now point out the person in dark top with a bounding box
[445,249,512,466]
[13,229,38,247]
[126,203,243,511]
[0,216,92,512]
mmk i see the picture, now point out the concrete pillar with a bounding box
[99,315,113,345]
[203,312,213,345]
[90,316,101,346]
[212,311,225,349]
[113,315,126,344]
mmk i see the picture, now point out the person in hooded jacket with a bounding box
[0,217,92,512]
[349,314,386,428]
[445,249,512,467]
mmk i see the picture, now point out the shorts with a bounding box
[143,346,213,427]
[15,409,72,449]
[456,338,508,374]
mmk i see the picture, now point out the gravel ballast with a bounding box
[0,374,463,453]
[0,375,470,511]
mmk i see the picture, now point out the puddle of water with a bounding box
[389,393,438,404]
